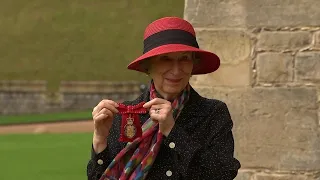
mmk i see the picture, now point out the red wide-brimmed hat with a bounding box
[127,17,220,75]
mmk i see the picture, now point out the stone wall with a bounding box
[0,80,143,115]
[184,0,320,179]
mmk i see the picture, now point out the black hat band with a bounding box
[143,29,199,54]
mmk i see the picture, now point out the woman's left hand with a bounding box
[143,98,175,137]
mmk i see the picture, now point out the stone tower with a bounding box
[184,0,320,179]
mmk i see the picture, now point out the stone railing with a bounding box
[0,80,144,115]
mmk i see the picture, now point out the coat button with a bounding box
[169,142,175,149]
[166,170,172,177]
[97,159,103,165]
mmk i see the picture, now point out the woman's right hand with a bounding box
[92,99,119,153]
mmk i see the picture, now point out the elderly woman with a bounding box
[87,17,241,180]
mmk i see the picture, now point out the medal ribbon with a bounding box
[117,102,147,142]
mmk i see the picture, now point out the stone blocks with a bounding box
[190,30,252,86]
[257,32,312,51]
[295,52,320,83]
[256,53,293,83]
[185,0,320,27]
[196,87,320,171]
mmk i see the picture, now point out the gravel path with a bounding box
[0,120,93,134]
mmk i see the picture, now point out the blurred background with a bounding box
[1,0,320,180]
[0,0,184,179]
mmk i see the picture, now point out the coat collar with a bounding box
[122,83,210,129]
[127,83,206,116]
[129,83,200,103]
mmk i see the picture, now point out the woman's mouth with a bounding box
[165,78,182,83]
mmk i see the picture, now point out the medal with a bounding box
[117,102,147,142]
[124,114,136,139]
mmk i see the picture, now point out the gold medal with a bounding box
[124,115,136,139]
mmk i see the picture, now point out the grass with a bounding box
[0,0,185,92]
[0,110,92,125]
[0,133,92,180]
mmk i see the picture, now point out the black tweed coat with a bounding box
[87,86,241,180]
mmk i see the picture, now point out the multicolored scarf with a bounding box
[99,82,190,180]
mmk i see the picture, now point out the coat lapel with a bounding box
[175,87,209,127]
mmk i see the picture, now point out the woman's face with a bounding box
[148,51,194,100]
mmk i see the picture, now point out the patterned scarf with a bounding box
[99,82,190,180]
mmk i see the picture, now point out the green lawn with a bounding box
[0,0,185,92]
[0,111,92,125]
[0,133,92,180]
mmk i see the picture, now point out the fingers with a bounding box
[92,100,119,116]
[94,113,108,123]
[93,108,114,124]
[150,108,162,116]
[143,98,169,109]
[144,98,171,114]
[149,105,172,122]
[148,100,171,111]
[149,104,163,111]
[94,108,112,119]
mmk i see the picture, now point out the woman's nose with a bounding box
[171,60,181,74]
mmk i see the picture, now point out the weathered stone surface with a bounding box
[190,59,250,87]
[318,87,320,126]
[256,53,293,83]
[314,31,320,49]
[190,30,252,86]
[196,30,252,65]
[246,0,320,27]
[185,0,320,176]
[184,0,246,28]
[254,174,308,180]
[235,171,254,180]
[314,175,320,180]
[195,87,320,170]
[254,174,320,180]
[184,0,320,27]
[257,32,312,51]
[295,52,320,83]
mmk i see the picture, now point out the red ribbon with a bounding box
[117,102,147,142]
